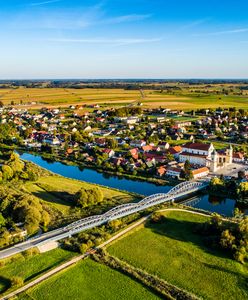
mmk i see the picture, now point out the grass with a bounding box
[18,259,160,300]
[108,211,248,300]
[24,175,136,216]
[1,87,248,110]
[0,248,75,294]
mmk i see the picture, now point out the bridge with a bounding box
[0,180,209,259]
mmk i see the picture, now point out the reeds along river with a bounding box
[18,152,247,217]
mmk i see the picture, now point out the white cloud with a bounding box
[101,14,152,25]
[31,0,62,6]
[194,27,248,36]
[48,37,162,46]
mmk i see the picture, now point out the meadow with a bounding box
[0,248,75,294]
[108,211,248,300]
[24,174,136,217]
[1,87,248,110]
[18,259,160,300]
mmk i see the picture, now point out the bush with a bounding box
[10,276,24,288]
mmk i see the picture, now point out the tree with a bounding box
[75,187,103,208]
[1,165,14,181]
[209,213,223,229]
[151,212,164,223]
[237,182,248,198]
[220,229,235,249]
[79,243,88,254]
[108,219,122,231]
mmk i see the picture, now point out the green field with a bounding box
[18,259,159,300]
[24,175,136,217]
[0,248,75,294]
[108,211,248,300]
[1,87,248,110]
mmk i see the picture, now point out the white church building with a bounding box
[179,142,233,172]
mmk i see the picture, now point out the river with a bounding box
[19,152,247,217]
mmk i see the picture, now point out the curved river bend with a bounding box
[19,152,247,217]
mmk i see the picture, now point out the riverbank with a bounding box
[17,148,179,186]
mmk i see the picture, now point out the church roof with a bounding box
[183,143,211,151]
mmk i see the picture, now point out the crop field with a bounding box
[0,248,75,294]
[24,175,137,216]
[108,211,248,300]
[1,87,248,110]
[18,259,159,300]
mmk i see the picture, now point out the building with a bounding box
[192,167,210,179]
[179,142,233,172]
[166,166,182,178]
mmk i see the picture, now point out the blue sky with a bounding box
[1,0,248,79]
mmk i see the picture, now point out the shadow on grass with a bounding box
[24,258,67,282]
[145,216,230,260]
[0,276,11,293]
[32,190,74,207]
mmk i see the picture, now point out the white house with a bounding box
[166,166,182,178]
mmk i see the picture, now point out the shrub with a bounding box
[10,276,24,288]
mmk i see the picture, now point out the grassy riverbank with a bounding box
[23,174,139,227]
[107,210,248,300]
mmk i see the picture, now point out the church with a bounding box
[179,142,233,172]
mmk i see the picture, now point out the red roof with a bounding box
[192,167,209,175]
[183,143,211,151]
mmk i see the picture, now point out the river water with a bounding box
[19,152,247,217]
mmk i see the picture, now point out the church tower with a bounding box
[210,149,218,172]
[226,144,233,164]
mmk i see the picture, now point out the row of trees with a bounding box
[210,176,248,199]
[198,213,248,264]
[0,187,51,248]
[0,152,42,182]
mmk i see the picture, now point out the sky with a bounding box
[1,0,248,79]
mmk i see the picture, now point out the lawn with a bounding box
[18,259,160,300]
[0,248,75,294]
[108,211,248,300]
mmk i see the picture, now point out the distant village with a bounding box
[0,103,248,182]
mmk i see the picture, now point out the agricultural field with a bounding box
[108,211,248,300]
[18,259,159,300]
[1,86,248,110]
[0,248,75,294]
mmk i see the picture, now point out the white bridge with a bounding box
[0,180,209,259]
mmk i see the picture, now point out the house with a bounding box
[168,146,182,159]
[125,117,140,124]
[156,166,166,177]
[142,145,153,153]
[158,141,170,150]
[95,138,106,146]
[43,136,61,146]
[233,152,245,163]
[102,149,115,158]
[129,148,139,160]
[130,140,146,148]
[166,166,182,178]
[192,167,210,179]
